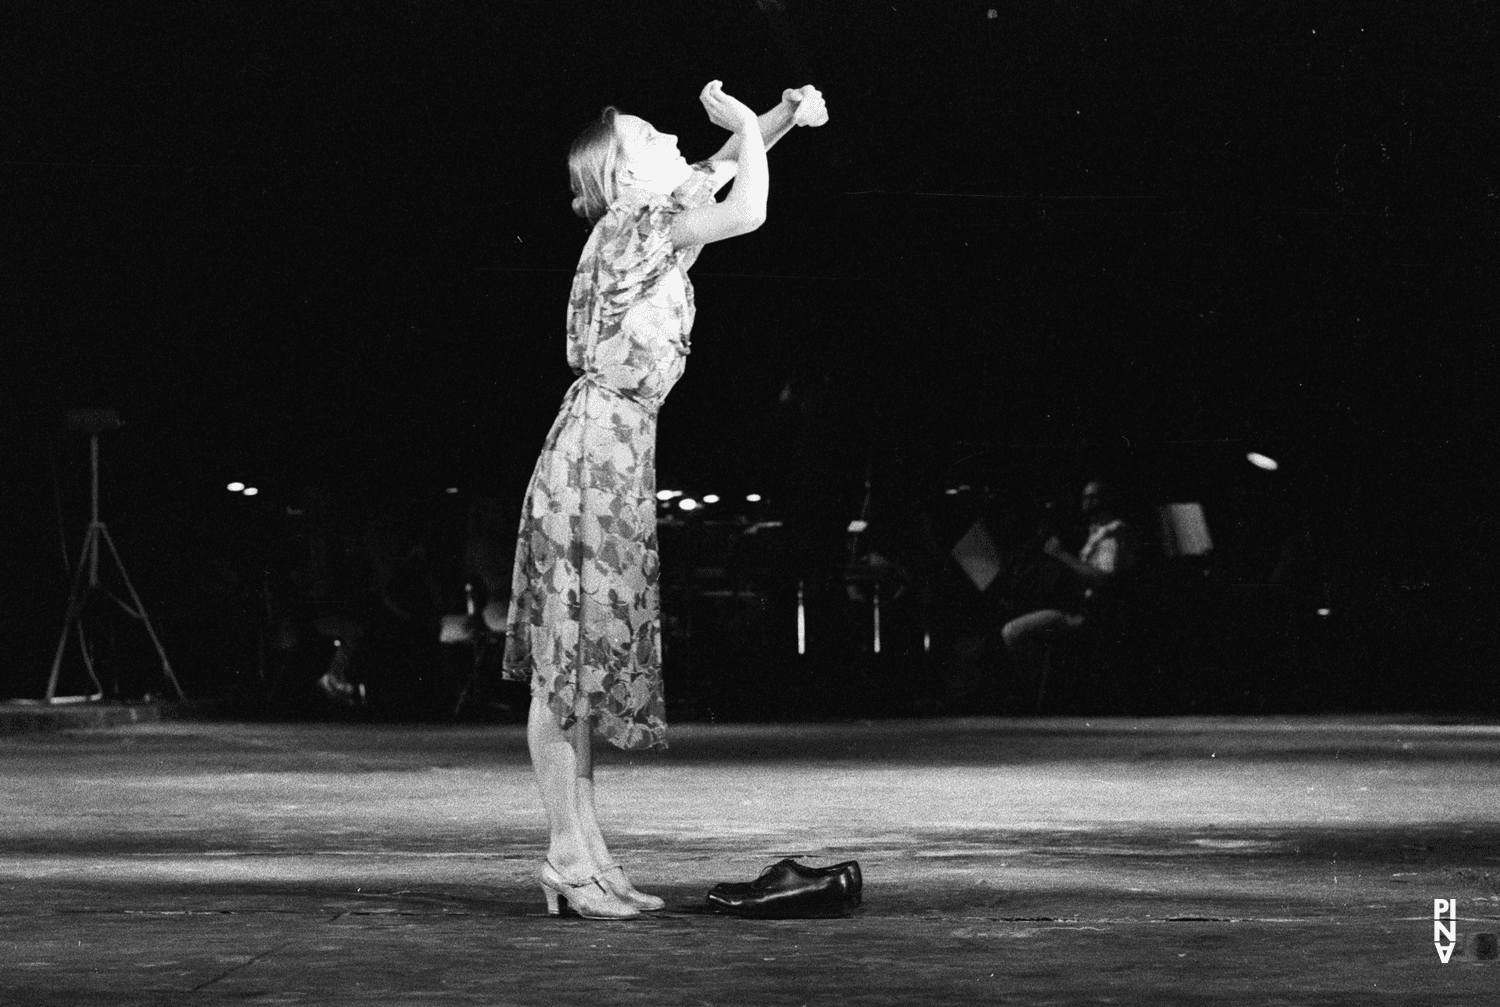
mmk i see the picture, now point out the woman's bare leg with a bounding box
[567,717,662,907]
[568,718,618,870]
[527,695,595,877]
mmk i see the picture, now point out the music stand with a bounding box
[45,409,186,703]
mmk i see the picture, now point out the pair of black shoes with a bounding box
[706,859,862,918]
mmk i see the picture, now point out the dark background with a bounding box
[3,1,1495,715]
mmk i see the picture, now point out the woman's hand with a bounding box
[782,85,828,127]
[699,80,759,134]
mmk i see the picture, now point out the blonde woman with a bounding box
[504,80,827,919]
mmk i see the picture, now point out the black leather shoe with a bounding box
[711,859,861,902]
[706,859,862,917]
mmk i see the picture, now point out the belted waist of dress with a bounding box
[569,370,659,415]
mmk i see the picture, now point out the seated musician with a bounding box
[1001,479,1137,692]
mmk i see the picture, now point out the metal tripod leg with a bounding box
[97,522,186,700]
[453,634,497,718]
[45,523,106,701]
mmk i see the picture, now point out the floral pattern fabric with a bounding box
[503,163,722,750]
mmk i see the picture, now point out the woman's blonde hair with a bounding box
[567,106,624,222]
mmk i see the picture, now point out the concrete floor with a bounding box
[2,715,1499,1005]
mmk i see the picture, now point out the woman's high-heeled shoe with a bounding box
[540,862,640,920]
[597,864,666,911]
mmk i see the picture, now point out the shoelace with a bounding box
[750,859,799,887]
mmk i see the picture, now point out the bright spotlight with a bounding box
[745,493,762,503]
[702,494,720,504]
[242,487,260,497]
[1247,452,1279,471]
[678,498,698,511]
[227,482,245,492]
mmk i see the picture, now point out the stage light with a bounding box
[678,498,698,511]
[243,487,259,497]
[227,482,245,492]
[702,494,720,504]
[745,493,762,502]
[1247,452,1279,471]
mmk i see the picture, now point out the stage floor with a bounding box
[3,715,1498,1004]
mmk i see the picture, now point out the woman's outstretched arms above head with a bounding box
[669,81,770,248]
[706,85,827,186]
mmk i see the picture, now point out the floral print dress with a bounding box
[503,163,723,750]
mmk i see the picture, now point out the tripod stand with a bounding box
[45,412,186,702]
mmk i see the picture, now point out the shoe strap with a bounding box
[546,860,607,893]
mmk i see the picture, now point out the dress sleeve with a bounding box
[594,199,680,316]
[565,198,679,367]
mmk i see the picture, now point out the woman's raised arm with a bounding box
[669,81,769,248]
[708,86,826,172]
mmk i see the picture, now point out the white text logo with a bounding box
[1434,899,1457,963]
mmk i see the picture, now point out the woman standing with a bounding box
[504,80,827,919]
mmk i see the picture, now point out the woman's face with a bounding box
[615,114,689,189]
